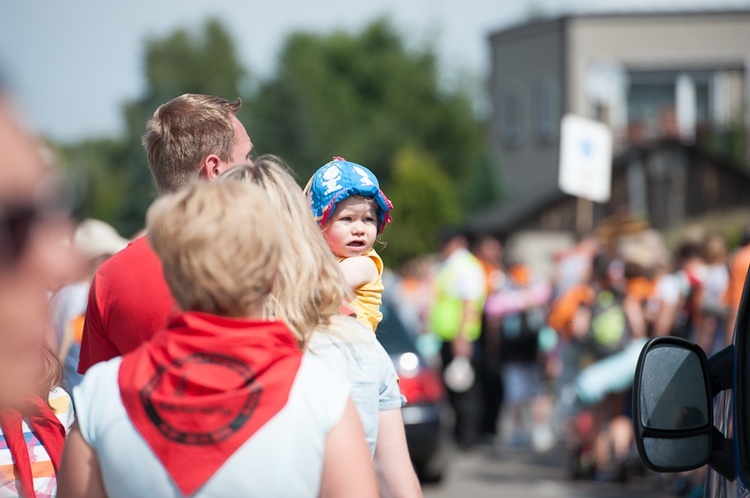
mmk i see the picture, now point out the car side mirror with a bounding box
[633,337,735,480]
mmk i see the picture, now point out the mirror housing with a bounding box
[633,337,735,480]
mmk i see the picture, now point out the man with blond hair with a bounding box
[78,94,254,373]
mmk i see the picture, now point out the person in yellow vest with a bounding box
[305,158,393,333]
[430,229,487,449]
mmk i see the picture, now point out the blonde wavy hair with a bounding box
[219,155,351,345]
[147,180,280,317]
[39,347,62,402]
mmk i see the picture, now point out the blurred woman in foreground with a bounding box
[58,181,376,497]
[0,95,77,497]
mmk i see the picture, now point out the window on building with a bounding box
[627,69,713,143]
[533,78,558,143]
[500,84,522,146]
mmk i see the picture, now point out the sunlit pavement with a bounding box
[423,445,672,498]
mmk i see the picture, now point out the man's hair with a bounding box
[147,180,279,317]
[142,94,242,193]
[219,156,350,345]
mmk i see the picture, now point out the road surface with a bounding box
[423,446,673,498]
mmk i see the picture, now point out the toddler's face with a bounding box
[322,197,378,258]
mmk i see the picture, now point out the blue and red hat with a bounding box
[305,157,393,233]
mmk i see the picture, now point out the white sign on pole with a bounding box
[558,114,613,203]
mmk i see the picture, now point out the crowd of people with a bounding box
[392,215,749,495]
[0,91,424,497]
[1,80,749,497]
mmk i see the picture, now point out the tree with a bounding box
[116,19,248,235]
[58,137,129,227]
[382,145,462,267]
[59,18,492,264]
[248,18,484,186]
[462,151,503,214]
[60,19,247,235]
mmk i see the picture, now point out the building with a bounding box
[480,9,750,236]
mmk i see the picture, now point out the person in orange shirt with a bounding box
[473,235,504,295]
[724,226,750,344]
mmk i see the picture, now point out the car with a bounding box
[376,298,447,483]
[631,269,750,496]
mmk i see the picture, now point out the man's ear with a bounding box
[199,154,222,180]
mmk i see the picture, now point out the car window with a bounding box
[375,302,417,355]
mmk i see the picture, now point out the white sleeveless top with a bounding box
[74,355,349,498]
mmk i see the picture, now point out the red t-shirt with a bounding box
[77,236,177,374]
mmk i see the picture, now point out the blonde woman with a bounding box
[220,156,422,498]
[58,181,376,498]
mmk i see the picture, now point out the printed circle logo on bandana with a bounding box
[140,352,261,445]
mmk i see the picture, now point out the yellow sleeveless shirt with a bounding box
[343,249,384,333]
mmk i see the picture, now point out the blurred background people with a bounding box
[472,235,506,446]
[698,232,729,354]
[550,252,636,480]
[49,219,128,390]
[552,233,599,299]
[725,225,750,343]
[430,229,486,450]
[393,256,436,339]
[473,235,504,296]
[485,263,554,452]
[673,236,706,341]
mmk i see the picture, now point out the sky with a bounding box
[1,0,749,142]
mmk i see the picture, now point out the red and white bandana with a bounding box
[118,312,302,496]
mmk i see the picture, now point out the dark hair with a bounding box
[471,234,500,251]
[438,227,466,249]
[592,253,611,284]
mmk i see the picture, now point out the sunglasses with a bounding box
[0,203,43,265]
[0,189,73,267]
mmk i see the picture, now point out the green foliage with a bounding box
[143,19,245,101]
[382,146,462,267]
[57,17,492,264]
[248,18,483,185]
[58,138,129,229]
[701,116,749,169]
[59,19,247,235]
[462,150,502,214]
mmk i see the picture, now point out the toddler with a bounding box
[306,157,393,332]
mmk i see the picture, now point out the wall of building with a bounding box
[504,143,750,234]
[488,19,566,202]
[566,13,750,121]
[486,11,750,235]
